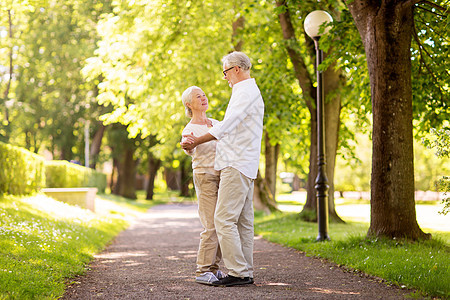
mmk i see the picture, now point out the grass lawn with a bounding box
[0,191,165,299]
[254,193,450,299]
[1,189,448,299]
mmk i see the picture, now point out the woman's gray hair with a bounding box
[181,86,201,118]
[222,51,252,71]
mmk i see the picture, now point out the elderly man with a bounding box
[181,51,264,287]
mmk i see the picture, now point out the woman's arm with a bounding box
[181,132,216,151]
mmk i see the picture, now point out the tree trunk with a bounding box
[58,131,75,161]
[265,131,280,199]
[324,60,344,223]
[277,1,343,222]
[4,9,13,100]
[146,154,161,200]
[346,0,429,240]
[164,167,181,191]
[118,147,137,199]
[232,15,245,51]
[25,130,32,151]
[253,170,279,214]
[291,174,302,191]
[179,157,191,197]
[59,147,67,161]
[1,9,13,142]
[301,117,319,221]
[111,157,118,193]
[89,122,106,169]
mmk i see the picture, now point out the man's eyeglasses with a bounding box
[222,66,240,76]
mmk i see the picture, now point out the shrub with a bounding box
[0,142,107,195]
[0,142,45,195]
[45,160,107,192]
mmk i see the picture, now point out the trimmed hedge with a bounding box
[0,142,107,195]
[0,142,46,195]
[45,160,107,193]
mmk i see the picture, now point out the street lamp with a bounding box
[304,10,333,241]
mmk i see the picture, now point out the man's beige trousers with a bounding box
[193,173,222,276]
[214,167,254,278]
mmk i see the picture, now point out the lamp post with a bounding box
[304,10,333,241]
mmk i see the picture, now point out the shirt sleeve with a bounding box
[209,91,254,140]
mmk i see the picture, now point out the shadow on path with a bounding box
[63,203,412,299]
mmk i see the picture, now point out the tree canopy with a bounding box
[0,0,448,219]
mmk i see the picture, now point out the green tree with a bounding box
[0,1,31,143]
[3,0,112,162]
[83,0,236,137]
[107,123,140,199]
[84,0,285,205]
[274,0,346,222]
[344,0,449,240]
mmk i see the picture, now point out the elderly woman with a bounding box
[180,86,225,285]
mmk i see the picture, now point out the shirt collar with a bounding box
[232,78,255,92]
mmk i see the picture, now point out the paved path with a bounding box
[63,203,412,299]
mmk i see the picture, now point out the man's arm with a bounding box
[208,91,254,140]
[181,133,216,150]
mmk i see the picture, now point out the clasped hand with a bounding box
[181,133,197,150]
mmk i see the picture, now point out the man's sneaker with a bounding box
[211,275,253,287]
[216,270,228,279]
[195,272,218,285]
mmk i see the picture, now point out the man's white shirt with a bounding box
[208,78,264,179]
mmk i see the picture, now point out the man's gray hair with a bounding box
[222,51,252,71]
[181,86,201,118]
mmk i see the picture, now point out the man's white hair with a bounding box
[222,51,252,71]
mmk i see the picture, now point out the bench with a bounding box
[42,187,97,212]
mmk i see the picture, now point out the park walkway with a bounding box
[63,203,412,299]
